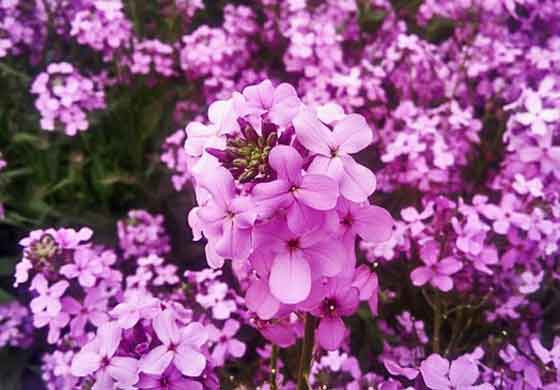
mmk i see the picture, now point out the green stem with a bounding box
[270,344,278,390]
[296,314,317,390]
[432,294,442,354]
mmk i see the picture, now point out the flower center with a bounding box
[27,234,59,263]
[206,119,284,183]
[323,298,338,316]
[287,239,300,250]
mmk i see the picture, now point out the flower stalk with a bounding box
[296,314,317,390]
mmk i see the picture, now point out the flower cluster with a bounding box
[117,210,171,259]
[70,308,208,389]
[184,79,393,352]
[0,301,32,348]
[160,129,191,191]
[70,0,133,61]
[30,62,106,135]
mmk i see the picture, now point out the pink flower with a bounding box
[293,109,376,202]
[253,218,345,304]
[420,354,493,390]
[335,198,393,264]
[516,92,560,135]
[29,274,69,316]
[240,79,301,126]
[139,309,207,377]
[410,240,462,292]
[531,337,560,371]
[62,287,109,337]
[303,278,359,351]
[110,290,160,329]
[185,99,239,161]
[207,319,246,366]
[401,203,434,236]
[60,247,103,287]
[478,194,530,234]
[518,130,560,179]
[137,365,203,390]
[197,167,256,263]
[71,322,139,389]
[33,311,70,344]
[253,145,339,234]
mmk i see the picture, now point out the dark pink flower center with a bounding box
[287,239,300,250]
[322,298,338,316]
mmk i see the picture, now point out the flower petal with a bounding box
[317,317,346,351]
[174,345,207,377]
[107,357,139,387]
[139,345,173,375]
[339,157,376,202]
[71,351,102,377]
[269,252,311,304]
[332,114,372,154]
[296,174,339,210]
[353,205,393,243]
[293,109,332,155]
[268,145,303,184]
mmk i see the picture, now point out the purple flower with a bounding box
[252,218,345,304]
[303,278,359,351]
[110,290,160,329]
[253,145,339,234]
[516,92,560,135]
[420,354,493,390]
[207,319,246,366]
[29,274,69,316]
[293,109,376,202]
[60,247,103,287]
[410,240,462,292]
[137,364,203,390]
[139,309,207,377]
[71,322,139,388]
[197,167,256,263]
[478,194,531,234]
[62,287,109,337]
[240,79,302,126]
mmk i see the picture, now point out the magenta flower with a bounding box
[207,319,246,366]
[71,322,139,388]
[29,274,69,316]
[293,109,376,202]
[519,129,560,179]
[245,257,281,320]
[240,79,301,126]
[420,354,493,390]
[197,167,256,262]
[335,198,393,264]
[531,337,560,371]
[139,309,207,377]
[33,311,70,344]
[253,218,345,304]
[304,278,359,351]
[62,287,109,337]
[410,240,462,292]
[184,98,238,161]
[383,359,419,380]
[516,92,560,135]
[60,247,103,287]
[110,290,160,329]
[478,194,530,234]
[137,365,203,390]
[253,145,339,234]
